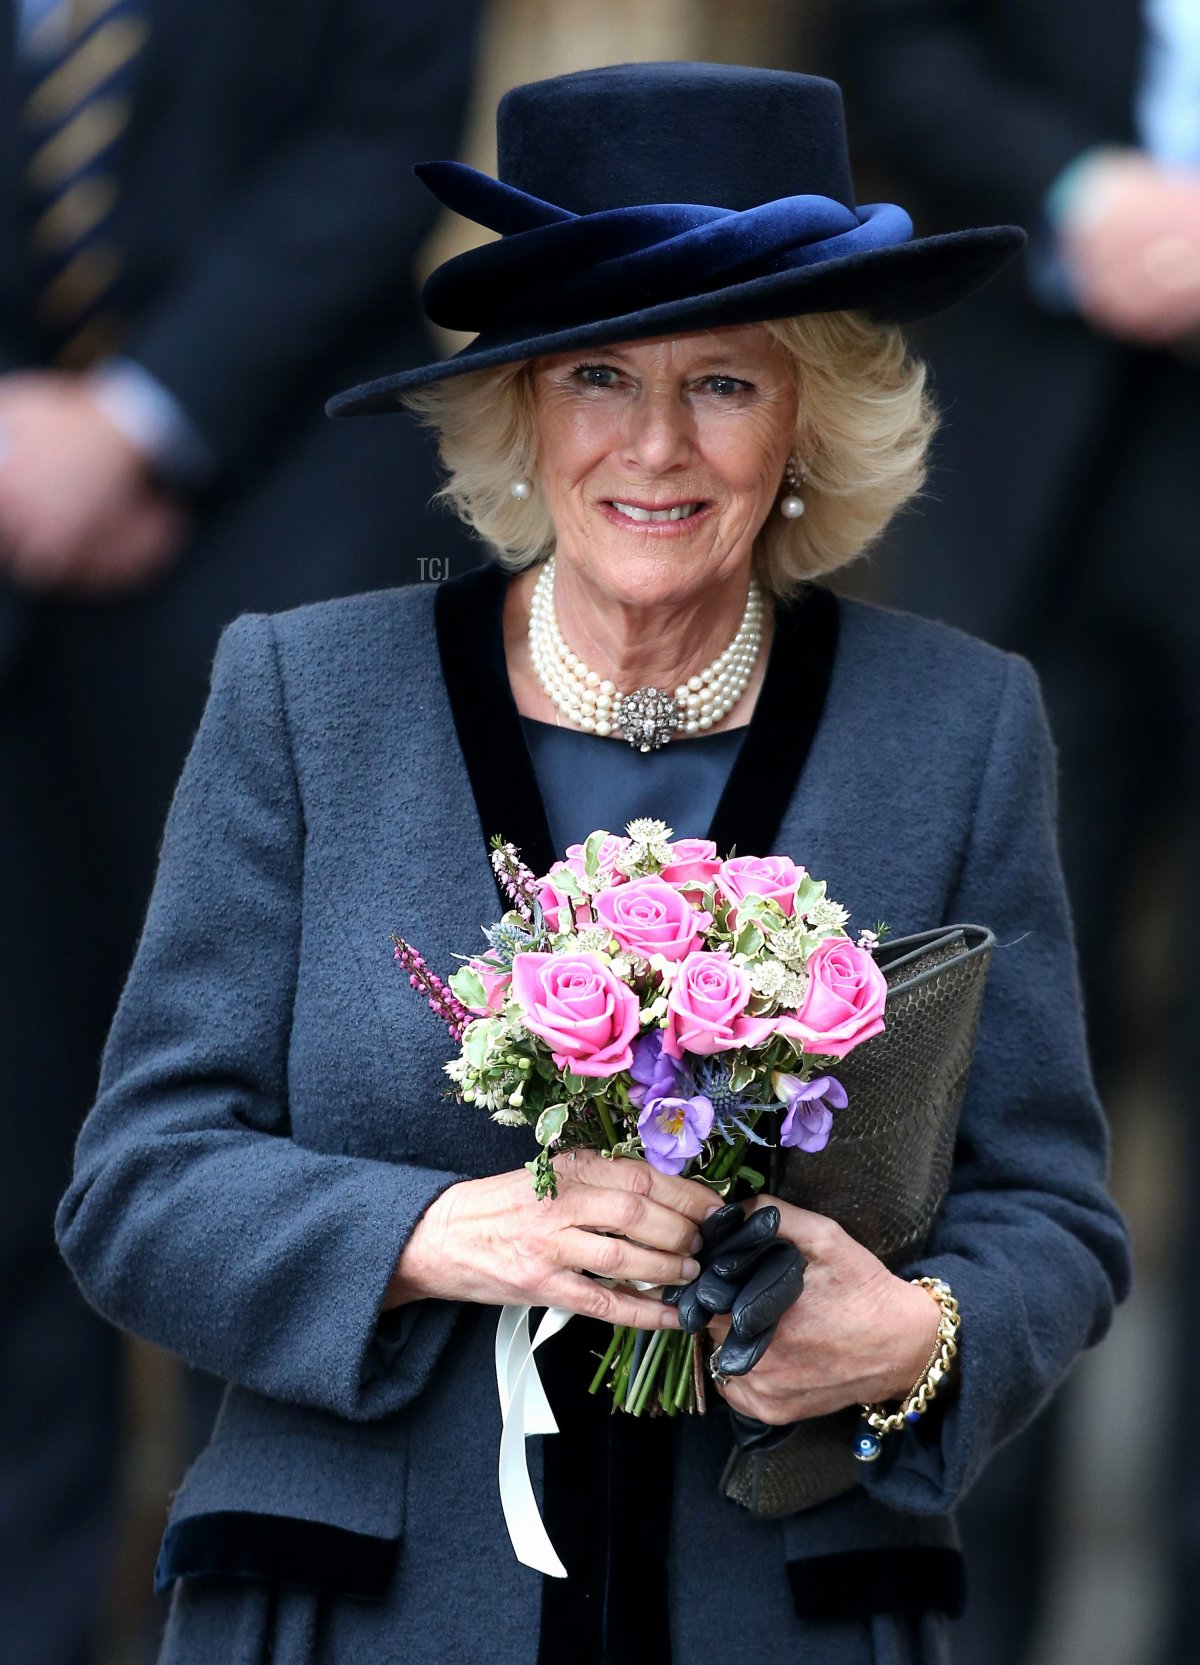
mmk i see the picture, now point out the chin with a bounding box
[563,533,749,612]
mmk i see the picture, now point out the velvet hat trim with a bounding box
[328,63,1023,417]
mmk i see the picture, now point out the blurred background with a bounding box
[2,2,1195,1662]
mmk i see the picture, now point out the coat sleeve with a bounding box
[120,0,481,482]
[832,0,1120,233]
[859,651,1132,1514]
[55,613,469,1421]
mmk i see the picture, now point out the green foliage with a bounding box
[525,1150,557,1199]
[448,965,486,1010]
[535,1104,569,1146]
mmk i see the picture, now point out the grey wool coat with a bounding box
[56,566,1131,1665]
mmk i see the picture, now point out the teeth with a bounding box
[611,501,700,523]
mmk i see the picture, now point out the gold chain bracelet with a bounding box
[852,1277,960,1463]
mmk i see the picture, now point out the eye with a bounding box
[699,374,751,397]
[571,363,621,388]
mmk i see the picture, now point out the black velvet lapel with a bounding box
[707,582,839,855]
[787,1546,967,1621]
[434,563,556,890]
[156,1512,398,1601]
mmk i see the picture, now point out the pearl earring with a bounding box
[510,478,533,501]
[779,456,806,520]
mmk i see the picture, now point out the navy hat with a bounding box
[328,62,1023,418]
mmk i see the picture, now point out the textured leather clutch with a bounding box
[720,924,995,1519]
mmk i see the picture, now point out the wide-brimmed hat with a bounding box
[328,62,1023,418]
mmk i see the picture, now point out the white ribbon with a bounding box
[494,1304,573,1578]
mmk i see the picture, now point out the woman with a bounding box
[56,63,1130,1665]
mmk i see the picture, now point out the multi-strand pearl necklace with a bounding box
[528,558,764,752]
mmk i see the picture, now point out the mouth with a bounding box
[601,498,714,532]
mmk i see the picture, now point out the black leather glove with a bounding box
[664,1203,806,1378]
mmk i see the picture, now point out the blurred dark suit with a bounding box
[834,4,1198,1662]
[0,3,478,1660]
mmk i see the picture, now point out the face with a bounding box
[529,325,797,608]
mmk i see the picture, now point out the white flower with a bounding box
[779,969,809,1009]
[562,925,611,954]
[806,898,851,932]
[749,959,786,998]
[625,817,673,844]
[767,924,819,964]
[857,928,881,952]
[491,1106,528,1127]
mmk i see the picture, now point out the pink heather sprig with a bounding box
[489,839,538,923]
[392,935,468,1042]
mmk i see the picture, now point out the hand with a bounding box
[0,373,190,595]
[1061,154,1200,346]
[384,1151,718,1330]
[706,1198,941,1425]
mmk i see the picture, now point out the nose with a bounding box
[620,386,696,475]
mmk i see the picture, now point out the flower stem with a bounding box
[610,1328,637,1408]
[673,1336,697,1411]
[589,1328,623,1396]
[659,1334,681,1412]
[595,1098,619,1150]
[629,1329,668,1416]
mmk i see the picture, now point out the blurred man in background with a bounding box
[834,3,1200,1661]
[0,2,479,1659]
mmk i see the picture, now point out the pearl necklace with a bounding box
[528,558,764,752]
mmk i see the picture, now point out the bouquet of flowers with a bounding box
[395,819,889,1419]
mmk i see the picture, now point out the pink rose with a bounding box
[594,876,710,963]
[663,950,777,1059]
[564,835,631,887]
[510,951,641,1078]
[538,863,587,934]
[464,953,511,1016]
[539,837,631,931]
[660,838,722,890]
[781,939,887,1060]
[718,855,803,924]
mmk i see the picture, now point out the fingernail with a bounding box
[681,1257,701,1280]
[704,1203,723,1219]
[690,1231,703,1254]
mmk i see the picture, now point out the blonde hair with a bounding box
[403,310,936,597]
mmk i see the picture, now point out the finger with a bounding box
[699,1202,744,1249]
[715,1321,776,1377]
[559,1225,700,1289]
[752,1196,840,1253]
[562,1183,704,1257]
[707,1205,779,1255]
[694,1267,739,1314]
[730,1244,806,1339]
[542,1270,679,1331]
[676,1281,712,1334]
[705,1236,778,1282]
[705,1206,780,1275]
[561,1150,716,1225]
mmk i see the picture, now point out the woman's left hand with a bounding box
[706,1197,941,1425]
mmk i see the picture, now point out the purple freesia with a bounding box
[628,1029,687,1109]
[637,1094,715,1175]
[777,1074,848,1154]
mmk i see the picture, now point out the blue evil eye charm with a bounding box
[852,1424,883,1463]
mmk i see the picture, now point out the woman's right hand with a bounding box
[384,1152,716,1329]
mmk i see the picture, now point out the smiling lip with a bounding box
[600,498,714,533]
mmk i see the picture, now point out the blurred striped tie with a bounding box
[20,0,149,367]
